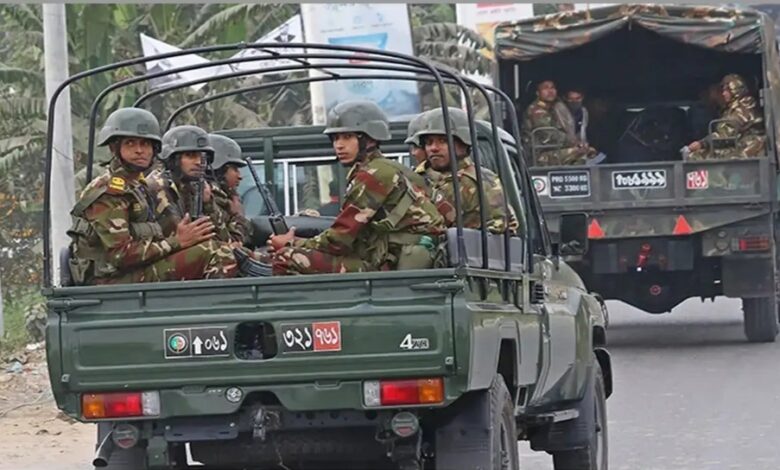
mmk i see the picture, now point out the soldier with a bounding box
[146,125,232,243]
[522,80,596,166]
[209,133,252,245]
[66,108,237,285]
[405,110,442,187]
[685,74,766,160]
[266,100,446,275]
[411,107,518,234]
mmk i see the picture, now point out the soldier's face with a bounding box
[410,145,427,165]
[426,135,467,171]
[537,81,557,102]
[179,151,205,178]
[721,87,733,103]
[118,138,154,169]
[332,132,360,165]
[224,165,242,190]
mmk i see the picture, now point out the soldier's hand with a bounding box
[267,227,296,253]
[203,184,213,204]
[176,214,215,248]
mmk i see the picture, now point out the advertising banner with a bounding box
[301,3,421,124]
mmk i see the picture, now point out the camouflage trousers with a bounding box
[689,134,766,161]
[95,240,237,284]
[536,146,591,166]
[271,246,373,275]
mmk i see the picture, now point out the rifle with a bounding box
[244,157,288,235]
[191,156,205,218]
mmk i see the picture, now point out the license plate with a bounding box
[280,321,342,353]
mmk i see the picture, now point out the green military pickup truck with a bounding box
[495,4,780,342]
[43,44,611,469]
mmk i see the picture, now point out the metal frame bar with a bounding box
[42,42,527,288]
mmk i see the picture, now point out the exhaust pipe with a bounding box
[92,430,115,467]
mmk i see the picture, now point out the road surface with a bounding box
[2,298,778,469]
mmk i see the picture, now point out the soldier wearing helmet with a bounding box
[66,108,237,285]
[412,107,518,234]
[208,133,252,245]
[266,100,446,274]
[405,110,442,187]
[685,73,766,160]
[147,125,232,243]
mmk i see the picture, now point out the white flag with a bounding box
[139,33,226,91]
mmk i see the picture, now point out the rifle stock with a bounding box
[244,157,288,235]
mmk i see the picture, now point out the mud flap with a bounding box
[529,362,597,453]
[434,390,492,469]
[722,256,774,298]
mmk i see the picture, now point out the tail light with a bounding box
[734,236,771,252]
[363,378,444,407]
[82,391,160,419]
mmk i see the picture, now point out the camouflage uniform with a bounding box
[67,108,237,285]
[415,160,443,187]
[522,98,591,166]
[431,157,518,234]
[272,101,446,275]
[689,74,766,161]
[210,133,253,245]
[147,126,232,242]
[410,107,519,235]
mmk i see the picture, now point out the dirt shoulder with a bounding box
[0,346,93,470]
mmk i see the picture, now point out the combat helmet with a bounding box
[323,100,391,141]
[97,108,162,148]
[160,125,215,164]
[411,107,472,146]
[721,73,749,99]
[404,111,428,147]
[209,134,246,171]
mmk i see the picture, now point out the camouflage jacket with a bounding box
[213,183,252,245]
[415,160,443,188]
[67,159,180,281]
[431,156,518,234]
[146,169,231,242]
[294,149,445,258]
[700,95,764,150]
[522,99,578,151]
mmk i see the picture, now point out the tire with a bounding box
[434,374,519,470]
[552,362,608,470]
[743,297,779,343]
[94,423,148,470]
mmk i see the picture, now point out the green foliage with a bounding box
[0,288,41,355]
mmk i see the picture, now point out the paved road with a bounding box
[520,297,780,470]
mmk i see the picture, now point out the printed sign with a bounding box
[300,4,421,124]
[548,171,591,198]
[281,321,342,353]
[686,169,709,190]
[164,327,230,359]
[612,170,667,190]
[532,176,550,196]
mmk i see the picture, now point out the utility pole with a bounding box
[43,4,75,286]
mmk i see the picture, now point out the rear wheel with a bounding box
[743,297,778,343]
[434,374,519,470]
[552,362,608,470]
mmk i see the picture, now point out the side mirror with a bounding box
[558,213,589,256]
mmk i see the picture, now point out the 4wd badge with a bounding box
[612,170,666,190]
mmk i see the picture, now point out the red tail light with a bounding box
[363,378,444,407]
[82,391,160,419]
[735,236,771,252]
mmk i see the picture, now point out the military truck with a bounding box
[495,4,780,342]
[42,43,611,469]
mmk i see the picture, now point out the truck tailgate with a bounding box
[48,271,457,392]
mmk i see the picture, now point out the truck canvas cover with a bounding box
[494,3,780,157]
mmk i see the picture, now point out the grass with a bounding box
[0,288,41,356]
